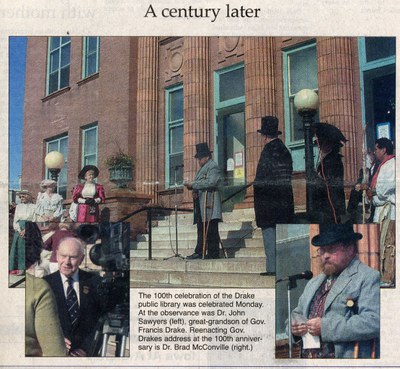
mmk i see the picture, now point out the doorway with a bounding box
[216,105,246,211]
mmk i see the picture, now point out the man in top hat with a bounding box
[254,116,294,276]
[184,143,223,259]
[72,165,105,223]
[290,224,380,358]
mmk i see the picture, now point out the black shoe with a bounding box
[186,253,202,260]
[260,272,276,276]
[204,255,220,259]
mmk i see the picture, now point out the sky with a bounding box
[9,36,26,190]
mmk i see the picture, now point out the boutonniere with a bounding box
[83,285,90,294]
[346,297,358,312]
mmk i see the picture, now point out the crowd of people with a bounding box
[9,117,394,359]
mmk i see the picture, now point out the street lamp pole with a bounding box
[294,89,319,220]
[45,151,65,193]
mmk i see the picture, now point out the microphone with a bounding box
[276,270,313,283]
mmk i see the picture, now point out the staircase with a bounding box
[130,208,275,288]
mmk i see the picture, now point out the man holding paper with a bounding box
[290,224,380,358]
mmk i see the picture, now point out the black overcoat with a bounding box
[313,150,346,223]
[253,139,294,228]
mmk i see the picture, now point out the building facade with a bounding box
[21,36,395,217]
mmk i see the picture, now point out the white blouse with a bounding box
[13,203,36,231]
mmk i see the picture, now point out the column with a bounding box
[317,37,359,185]
[182,37,210,204]
[243,37,277,199]
[136,37,159,197]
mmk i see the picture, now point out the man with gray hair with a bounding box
[44,237,102,356]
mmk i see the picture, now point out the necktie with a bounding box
[66,277,79,326]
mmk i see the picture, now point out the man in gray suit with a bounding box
[184,142,223,259]
[290,224,380,358]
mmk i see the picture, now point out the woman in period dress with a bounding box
[9,190,36,275]
[72,165,105,223]
[34,179,64,223]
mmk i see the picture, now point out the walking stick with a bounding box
[202,190,208,259]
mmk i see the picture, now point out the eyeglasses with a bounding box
[317,246,343,256]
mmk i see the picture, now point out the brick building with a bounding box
[21,36,395,220]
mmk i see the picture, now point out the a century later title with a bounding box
[144,4,261,23]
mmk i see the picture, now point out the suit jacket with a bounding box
[25,274,67,357]
[192,159,223,223]
[253,138,294,228]
[291,257,380,358]
[44,269,103,353]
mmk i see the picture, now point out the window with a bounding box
[165,85,184,187]
[82,125,98,167]
[214,64,246,209]
[47,37,71,95]
[82,36,100,78]
[365,37,395,63]
[283,42,319,170]
[46,135,68,198]
[358,37,396,149]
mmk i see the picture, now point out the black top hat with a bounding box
[194,143,213,159]
[257,116,282,136]
[79,165,99,180]
[311,224,362,247]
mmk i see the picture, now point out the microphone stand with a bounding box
[277,277,297,358]
[164,166,184,260]
[286,279,297,359]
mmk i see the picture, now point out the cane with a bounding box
[202,190,208,259]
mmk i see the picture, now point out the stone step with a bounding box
[131,257,265,274]
[131,237,263,250]
[145,220,257,235]
[136,228,262,242]
[130,270,274,288]
[155,208,256,226]
[130,246,265,259]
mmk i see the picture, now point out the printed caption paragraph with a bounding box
[134,290,266,354]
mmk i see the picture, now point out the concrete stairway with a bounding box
[130,208,274,288]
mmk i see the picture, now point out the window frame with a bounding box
[82,36,100,79]
[165,84,184,188]
[46,36,71,95]
[45,135,68,197]
[213,63,245,168]
[81,123,99,168]
[282,41,318,171]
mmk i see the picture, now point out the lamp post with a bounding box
[45,151,65,193]
[294,89,319,220]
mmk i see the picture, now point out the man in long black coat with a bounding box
[253,116,294,275]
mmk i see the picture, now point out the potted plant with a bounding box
[105,150,134,188]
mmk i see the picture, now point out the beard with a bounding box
[322,261,339,276]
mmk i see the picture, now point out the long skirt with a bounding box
[76,203,99,223]
[9,220,26,271]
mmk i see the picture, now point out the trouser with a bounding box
[262,226,276,273]
[195,219,220,258]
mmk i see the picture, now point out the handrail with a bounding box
[123,182,254,260]
[119,205,192,260]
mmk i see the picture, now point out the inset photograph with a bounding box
[24,221,130,357]
[275,223,380,359]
